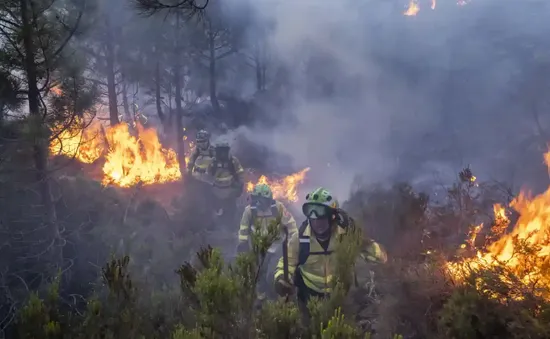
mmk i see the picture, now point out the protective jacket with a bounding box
[187,146,215,179]
[274,220,387,294]
[238,200,298,252]
[208,155,244,188]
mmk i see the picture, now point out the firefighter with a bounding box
[187,129,215,181]
[273,187,387,307]
[238,183,298,299]
[207,141,245,218]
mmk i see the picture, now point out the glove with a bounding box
[336,208,351,228]
[274,277,294,297]
[237,242,249,254]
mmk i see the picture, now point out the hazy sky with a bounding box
[220,0,550,200]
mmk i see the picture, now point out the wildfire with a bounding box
[51,85,62,96]
[447,151,550,299]
[404,0,420,16]
[246,168,310,202]
[50,120,184,187]
[102,124,180,187]
[49,121,105,164]
[404,0,469,16]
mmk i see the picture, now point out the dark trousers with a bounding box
[294,269,329,325]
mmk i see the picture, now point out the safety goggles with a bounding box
[302,203,331,219]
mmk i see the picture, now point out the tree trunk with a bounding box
[155,61,165,124]
[105,17,119,126]
[121,76,131,122]
[208,31,220,112]
[174,14,186,176]
[20,0,61,266]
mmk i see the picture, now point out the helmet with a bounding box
[252,183,273,199]
[214,140,230,149]
[302,187,339,218]
[196,129,210,141]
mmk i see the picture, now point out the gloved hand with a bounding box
[274,277,294,297]
[236,242,249,254]
[336,208,353,229]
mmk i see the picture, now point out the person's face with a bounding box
[253,195,271,210]
[197,139,209,150]
[303,203,332,236]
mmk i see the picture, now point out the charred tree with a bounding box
[154,61,165,124]
[105,16,120,126]
[174,14,186,175]
[207,20,220,112]
[20,0,61,265]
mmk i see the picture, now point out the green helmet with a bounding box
[302,187,339,218]
[252,183,273,199]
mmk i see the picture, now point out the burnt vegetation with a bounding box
[2,0,550,338]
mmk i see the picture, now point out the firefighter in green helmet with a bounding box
[237,183,298,299]
[273,187,387,305]
[187,129,215,181]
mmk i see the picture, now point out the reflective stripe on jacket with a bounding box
[274,221,387,294]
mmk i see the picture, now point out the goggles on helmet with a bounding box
[302,203,332,219]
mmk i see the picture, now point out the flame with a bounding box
[404,0,420,16]
[49,120,105,163]
[51,85,62,96]
[246,168,310,202]
[102,123,181,187]
[50,120,187,187]
[447,150,550,299]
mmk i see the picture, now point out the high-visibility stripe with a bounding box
[299,238,310,243]
[300,268,332,293]
[238,235,248,241]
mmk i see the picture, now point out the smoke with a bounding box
[219,0,550,200]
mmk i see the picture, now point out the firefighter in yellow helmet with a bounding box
[207,140,245,218]
[238,183,298,299]
[273,187,387,304]
[187,129,215,181]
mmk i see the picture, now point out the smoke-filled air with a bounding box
[2,0,550,338]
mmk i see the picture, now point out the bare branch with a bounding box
[133,0,209,17]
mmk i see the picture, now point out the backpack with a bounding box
[209,156,237,177]
[189,147,214,171]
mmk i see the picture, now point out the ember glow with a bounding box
[246,168,310,202]
[447,150,550,299]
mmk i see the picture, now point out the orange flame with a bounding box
[49,120,105,164]
[246,168,310,202]
[404,0,420,16]
[51,85,62,96]
[102,124,181,187]
[447,151,550,299]
[50,120,189,187]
